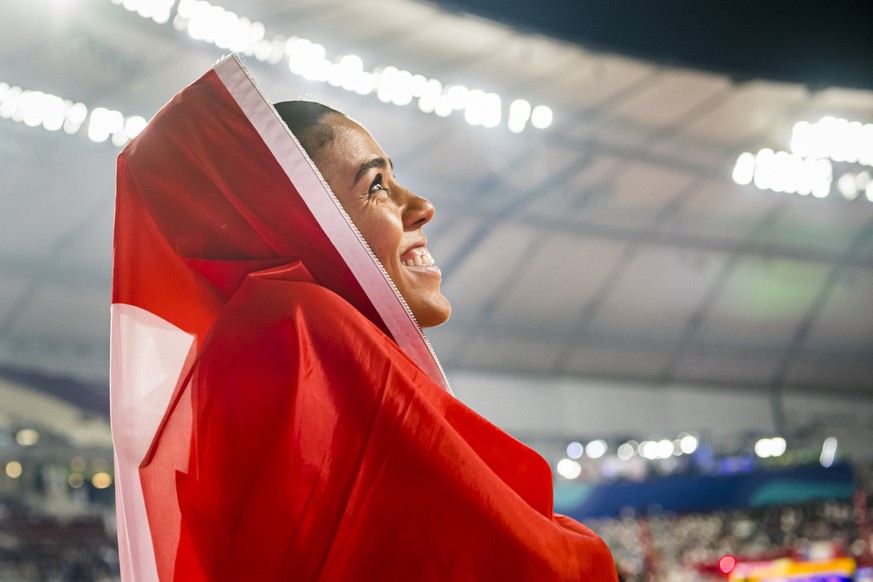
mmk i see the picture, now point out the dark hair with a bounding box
[274,101,343,162]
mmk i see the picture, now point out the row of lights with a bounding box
[1,445,115,489]
[733,117,873,201]
[556,434,839,480]
[754,435,840,468]
[115,0,554,132]
[0,82,146,145]
[1,459,113,489]
[556,433,700,480]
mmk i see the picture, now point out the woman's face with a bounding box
[313,114,451,328]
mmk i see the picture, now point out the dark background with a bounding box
[434,0,873,91]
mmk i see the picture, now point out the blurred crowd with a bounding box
[0,473,870,580]
[0,497,119,582]
[590,499,869,581]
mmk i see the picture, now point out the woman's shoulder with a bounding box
[201,276,419,379]
[220,277,381,338]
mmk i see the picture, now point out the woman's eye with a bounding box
[368,173,386,196]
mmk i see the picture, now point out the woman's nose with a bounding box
[402,190,435,229]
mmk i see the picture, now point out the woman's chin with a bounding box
[414,297,451,329]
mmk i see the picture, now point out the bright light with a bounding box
[810,158,832,197]
[124,115,148,139]
[1,87,80,135]
[392,69,414,106]
[838,173,859,199]
[410,74,428,97]
[376,67,415,107]
[617,442,636,461]
[820,436,838,468]
[586,439,608,459]
[464,89,485,126]
[481,92,502,128]
[863,124,873,165]
[5,461,22,479]
[738,148,833,198]
[434,94,453,118]
[755,436,787,458]
[287,38,329,81]
[329,54,364,91]
[464,87,501,127]
[742,114,873,202]
[639,440,656,459]
[15,429,39,446]
[113,0,552,133]
[531,105,553,129]
[88,107,124,143]
[754,438,768,458]
[92,472,113,489]
[508,99,531,134]
[556,458,582,480]
[64,102,88,134]
[417,79,442,113]
[639,439,676,459]
[354,72,376,96]
[718,555,737,574]
[790,121,812,157]
[447,85,469,110]
[566,441,584,460]
[657,439,674,459]
[17,91,64,130]
[790,116,873,167]
[68,473,85,488]
[732,152,755,185]
[679,433,699,455]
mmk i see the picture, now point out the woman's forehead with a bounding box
[325,117,388,170]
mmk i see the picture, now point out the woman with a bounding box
[111,55,616,581]
[273,100,452,330]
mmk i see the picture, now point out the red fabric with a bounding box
[157,275,617,580]
[113,68,382,340]
[113,57,617,581]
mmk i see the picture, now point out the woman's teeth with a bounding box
[402,248,435,267]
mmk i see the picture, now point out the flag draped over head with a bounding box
[111,54,617,581]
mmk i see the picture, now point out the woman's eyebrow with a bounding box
[354,157,394,185]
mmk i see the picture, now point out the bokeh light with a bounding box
[566,441,584,460]
[556,458,582,480]
[15,428,39,446]
[586,439,608,459]
[91,472,113,489]
[6,461,23,479]
[718,554,737,574]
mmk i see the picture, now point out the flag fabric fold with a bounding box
[110,54,617,581]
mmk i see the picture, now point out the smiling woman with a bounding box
[110,55,617,581]
[275,101,451,328]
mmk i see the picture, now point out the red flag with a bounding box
[111,54,617,581]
